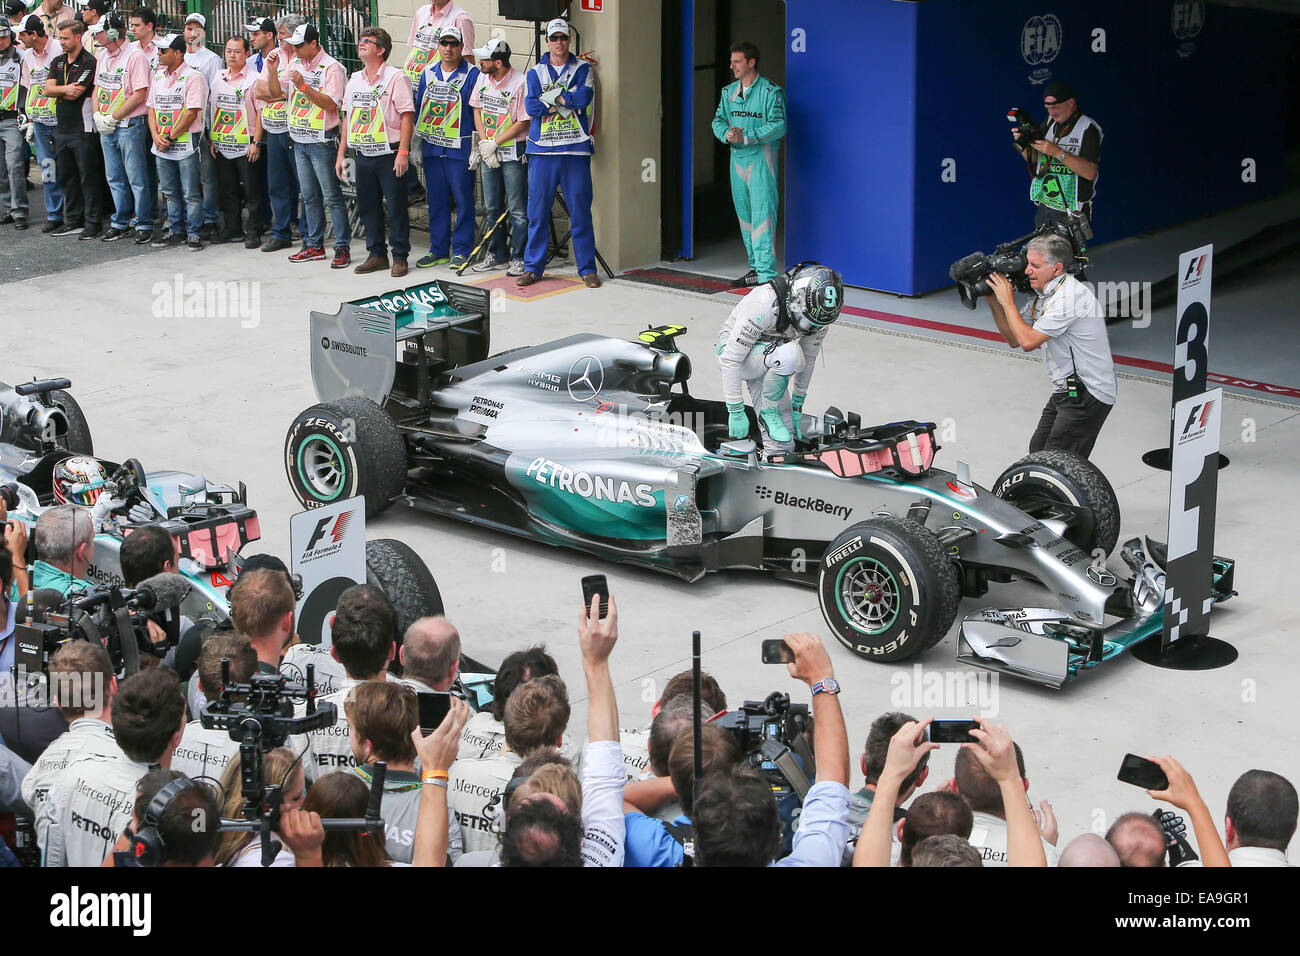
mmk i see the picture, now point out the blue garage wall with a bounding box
[910,0,1287,294]
[784,0,920,293]
[783,0,1288,295]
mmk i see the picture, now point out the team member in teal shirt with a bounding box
[31,504,96,594]
[711,41,786,287]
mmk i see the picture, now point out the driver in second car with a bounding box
[716,262,843,457]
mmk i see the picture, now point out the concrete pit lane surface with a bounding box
[5,241,1297,854]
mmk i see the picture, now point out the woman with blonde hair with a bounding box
[214,746,306,867]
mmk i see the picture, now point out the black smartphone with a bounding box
[1117,753,1169,791]
[581,574,609,619]
[928,719,980,743]
[761,638,794,664]
[417,691,452,733]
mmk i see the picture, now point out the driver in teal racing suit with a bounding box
[716,263,844,456]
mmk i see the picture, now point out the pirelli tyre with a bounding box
[285,397,406,519]
[994,450,1120,558]
[818,516,960,662]
[49,389,93,455]
[365,538,444,637]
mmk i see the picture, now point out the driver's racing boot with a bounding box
[759,406,792,444]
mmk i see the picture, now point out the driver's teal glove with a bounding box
[791,391,806,441]
[726,402,749,439]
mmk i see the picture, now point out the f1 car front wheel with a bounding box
[994,450,1120,558]
[365,538,445,640]
[818,516,960,662]
[284,397,407,519]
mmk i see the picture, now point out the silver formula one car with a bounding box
[283,281,1235,688]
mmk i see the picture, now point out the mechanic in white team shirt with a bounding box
[21,641,119,843]
[291,584,408,782]
[716,261,844,456]
[170,633,257,784]
[458,643,581,767]
[40,667,187,867]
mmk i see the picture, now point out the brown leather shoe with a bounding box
[354,254,390,275]
[516,271,540,287]
[391,259,408,278]
[582,273,602,289]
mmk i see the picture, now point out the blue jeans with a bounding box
[33,122,62,221]
[481,157,527,261]
[422,150,475,258]
[293,135,350,251]
[157,149,202,239]
[99,117,153,231]
[525,153,595,277]
[265,130,299,240]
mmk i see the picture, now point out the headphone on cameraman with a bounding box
[129,778,202,867]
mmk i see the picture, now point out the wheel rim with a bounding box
[298,435,347,501]
[835,557,901,635]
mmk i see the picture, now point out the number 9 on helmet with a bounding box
[786,264,844,335]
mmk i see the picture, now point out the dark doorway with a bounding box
[661,0,787,274]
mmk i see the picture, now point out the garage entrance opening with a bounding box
[661,0,787,284]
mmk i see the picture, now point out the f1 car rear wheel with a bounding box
[994,450,1120,558]
[818,516,960,662]
[365,537,444,639]
[285,397,406,519]
[49,389,93,455]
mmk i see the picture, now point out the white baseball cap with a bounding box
[184,12,205,28]
[473,37,510,60]
[545,18,570,37]
[437,25,462,43]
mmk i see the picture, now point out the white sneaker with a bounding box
[507,258,526,277]
[471,252,501,273]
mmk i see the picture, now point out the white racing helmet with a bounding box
[785,263,844,335]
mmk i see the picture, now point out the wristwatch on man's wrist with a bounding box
[811,676,840,697]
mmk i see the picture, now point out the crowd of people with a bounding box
[0,498,1294,868]
[0,0,601,284]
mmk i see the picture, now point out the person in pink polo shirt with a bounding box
[404,0,473,85]
[269,21,350,268]
[336,25,414,278]
[147,33,207,250]
[89,12,153,242]
[209,34,264,248]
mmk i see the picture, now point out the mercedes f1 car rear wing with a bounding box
[310,280,491,406]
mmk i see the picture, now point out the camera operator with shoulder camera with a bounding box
[984,233,1116,459]
[691,632,852,866]
[1013,81,1101,232]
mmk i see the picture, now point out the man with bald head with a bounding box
[1059,832,1120,867]
[399,615,460,692]
[1106,812,1167,867]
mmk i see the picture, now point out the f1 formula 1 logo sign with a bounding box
[302,510,354,560]
[1021,13,1061,85]
[1178,399,1215,445]
[1181,253,1209,290]
[291,495,366,648]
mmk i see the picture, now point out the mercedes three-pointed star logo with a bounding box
[566,354,604,401]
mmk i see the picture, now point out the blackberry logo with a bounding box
[754,484,852,520]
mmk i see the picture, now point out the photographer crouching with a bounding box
[984,234,1116,459]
